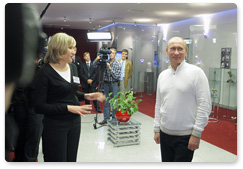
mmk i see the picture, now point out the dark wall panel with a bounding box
[43,27,98,62]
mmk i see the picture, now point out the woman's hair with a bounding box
[44,32,76,64]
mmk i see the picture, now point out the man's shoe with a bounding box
[99,120,107,125]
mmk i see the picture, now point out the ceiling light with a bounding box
[163,12,180,15]
[135,18,152,22]
[155,11,181,16]
[87,31,112,42]
[189,3,211,7]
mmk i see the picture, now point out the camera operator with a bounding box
[94,48,121,125]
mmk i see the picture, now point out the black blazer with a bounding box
[80,61,98,88]
[72,55,83,77]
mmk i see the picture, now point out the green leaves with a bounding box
[107,89,142,115]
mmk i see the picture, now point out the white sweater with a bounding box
[154,61,211,138]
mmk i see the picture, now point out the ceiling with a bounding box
[33,3,237,30]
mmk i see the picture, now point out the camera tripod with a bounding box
[93,64,106,129]
[93,44,112,129]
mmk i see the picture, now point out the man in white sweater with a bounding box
[154,37,211,162]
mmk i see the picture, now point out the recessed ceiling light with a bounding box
[155,11,181,16]
[189,3,211,7]
[164,12,180,15]
[134,18,152,22]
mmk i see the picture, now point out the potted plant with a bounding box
[106,89,142,122]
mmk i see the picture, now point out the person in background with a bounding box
[37,38,48,68]
[117,49,132,94]
[95,48,121,125]
[153,37,211,162]
[80,52,101,113]
[34,33,105,162]
[72,47,83,78]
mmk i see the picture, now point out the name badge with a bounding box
[73,76,80,84]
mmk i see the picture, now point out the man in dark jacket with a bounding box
[72,47,83,77]
[80,52,101,112]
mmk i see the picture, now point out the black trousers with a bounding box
[160,130,194,162]
[10,103,43,162]
[82,84,99,109]
[12,103,27,162]
[42,116,81,162]
[24,108,43,162]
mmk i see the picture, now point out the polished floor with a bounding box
[37,112,237,162]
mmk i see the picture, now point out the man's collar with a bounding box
[169,60,186,71]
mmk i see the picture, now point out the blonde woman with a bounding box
[34,33,105,162]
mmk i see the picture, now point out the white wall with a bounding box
[160,9,237,73]
[158,9,237,108]
[99,9,237,108]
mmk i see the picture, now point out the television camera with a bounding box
[96,44,112,68]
